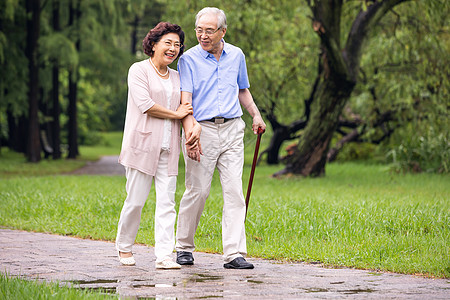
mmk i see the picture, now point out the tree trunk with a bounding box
[282,70,354,177]
[51,0,61,159]
[67,0,80,159]
[67,70,79,158]
[275,0,409,177]
[266,127,290,164]
[130,15,139,55]
[262,118,308,164]
[25,0,41,162]
[7,111,27,153]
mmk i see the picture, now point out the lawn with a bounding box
[0,132,449,278]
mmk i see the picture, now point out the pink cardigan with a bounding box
[118,59,181,176]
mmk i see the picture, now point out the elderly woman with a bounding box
[116,22,192,269]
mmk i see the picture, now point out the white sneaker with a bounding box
[155,259,181,269]
[118,252,136,266]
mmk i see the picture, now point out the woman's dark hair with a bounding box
[142,22,185,59]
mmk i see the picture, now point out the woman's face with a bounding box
[152,32,182,66]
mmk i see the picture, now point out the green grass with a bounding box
[0,132,122,178]
[0,273,116,299]
[78,131,123,160]
[0,132,449,278]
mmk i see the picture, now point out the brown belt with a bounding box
[204,117,236,124]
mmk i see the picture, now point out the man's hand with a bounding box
[186,122,201,146]
[252,115,266,134]
[185,123,203,162]
[186,141,202,162]
[238,88,266,134]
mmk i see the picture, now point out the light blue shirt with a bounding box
[178,40,250,121]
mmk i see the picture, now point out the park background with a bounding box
[0,0,448,291]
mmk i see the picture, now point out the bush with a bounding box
[387,128,449,173]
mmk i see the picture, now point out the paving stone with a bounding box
[0,228,448,299]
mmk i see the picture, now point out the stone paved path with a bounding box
[70,155,125,176]
[1,229,448,299]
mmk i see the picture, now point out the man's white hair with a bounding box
[195,7,227,29]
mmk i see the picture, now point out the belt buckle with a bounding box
[215,117,225,124]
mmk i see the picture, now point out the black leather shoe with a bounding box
[176,251,194,265]
[223,257,254,269]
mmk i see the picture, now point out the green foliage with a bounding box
[387,128,450,174]
[0,0,156,148]
[0,2,28,117]
[39,33,79,68]
[0,273,117,299]
[349,1,449,170]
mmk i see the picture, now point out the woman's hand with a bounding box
[176,103,193,119]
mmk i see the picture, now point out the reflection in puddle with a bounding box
[247,279,264,284]
[304,287,376,294]
[305,288,329,293]
[80,286,117,294]
[340,288,375,294]
[189,273,224,283]
[133,283,176,288]
[70,279,118,285]
[67,279,118,294]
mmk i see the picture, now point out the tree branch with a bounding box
[344,0,411,80]
[309,0,350,78]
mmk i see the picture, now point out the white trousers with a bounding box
[176,118,247,263]
[116,150,177,263]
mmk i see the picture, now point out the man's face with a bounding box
[195,14,226,54]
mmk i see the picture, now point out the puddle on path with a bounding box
[67,279,118,294]
[133,282,176,288]
[305,287,329,293]
[339,288,376,294]
[188,273,224,283]
[246,279,264,284]
[69,279,118,285]
[304,287,376,294]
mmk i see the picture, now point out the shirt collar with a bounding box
[198,39,228,59]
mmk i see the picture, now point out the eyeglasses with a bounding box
[161,40,182,49]
[194,27,222,36]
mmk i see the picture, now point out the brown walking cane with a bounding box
[245,127,265,222]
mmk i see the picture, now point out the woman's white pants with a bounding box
[115,150,177,263]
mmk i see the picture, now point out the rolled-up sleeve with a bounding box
[237,51,250,89]
[128,63,155,114]
[178,56,194,93]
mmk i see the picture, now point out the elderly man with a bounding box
[176,7,266,269]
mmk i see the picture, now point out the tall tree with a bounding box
[67,0,80,159]
[278,0,410,176]
[51,0,61,159]
[25,0,41,162]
